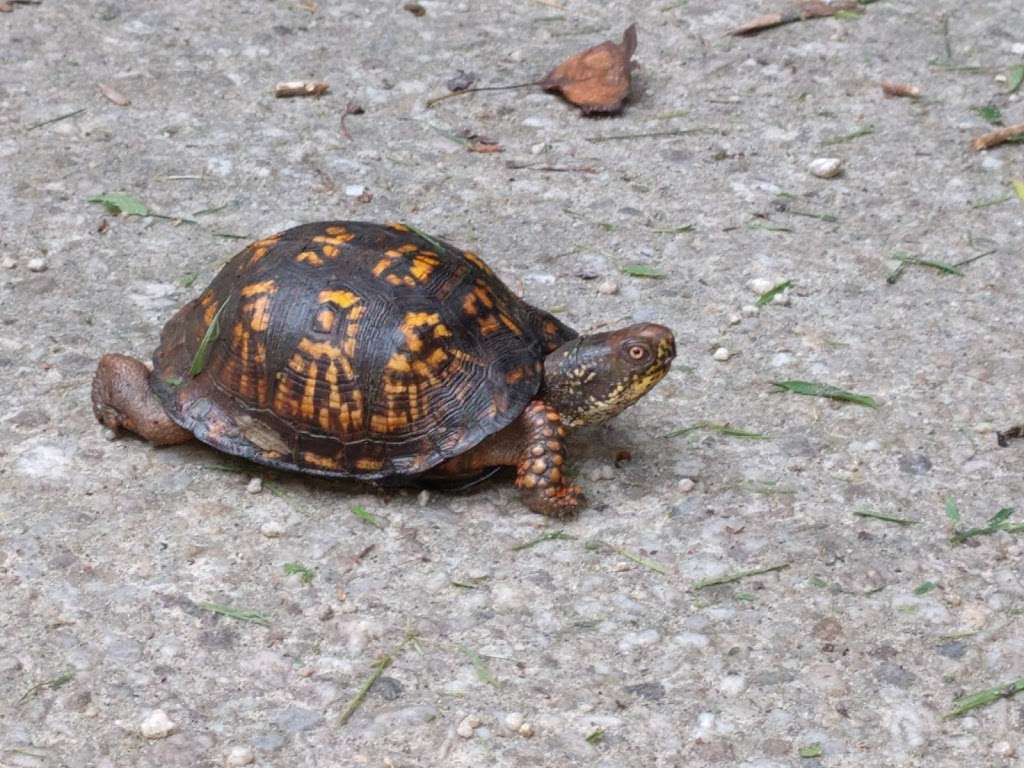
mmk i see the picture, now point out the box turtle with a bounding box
[92,221,676,517]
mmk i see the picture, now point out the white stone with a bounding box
[719,674,747,697]
[1,257,15,269]
[741,304,759,317]
[246,477,262,494]
[994,74,1008,84]
[772,291,791,306]
[728,312,742,325]
[225,745,255,767]
[27,258,48,272]
[1011,42,1024,56]
[260,520,285,538]
[712,347,731,362]
[417,489,431,507]
[530,142,546,155]
[677,478,696,493]
[992,741,1016,758]
[597,280,619,295]
[518,722,535,737]
[504,711,524,732]
[457,714,481,738]
[809,157,843,178]
[140,709,176,739]
[747,277,773,295]
[344,184,366,197]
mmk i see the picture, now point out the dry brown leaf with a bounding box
[274,81,329,98]
[540,24,637,114]
[730,1,859,36]
[971,122,1024,152]
[98,83,131,106]
[880,81,921,99]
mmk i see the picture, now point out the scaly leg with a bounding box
[91,353,192,445]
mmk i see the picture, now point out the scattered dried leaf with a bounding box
[881,81,920,99]
[274,81,329,98]
[971,122,1024,151]
[98,82,130,106]
[731,0,860,36]
[403,1,426,16]
[540,23,637,114]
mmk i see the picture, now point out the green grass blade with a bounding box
[510,530,576,551]
[693,563,790,590]
[1009,65,1024,94]
[189,300,230,376]
[459,644,500,687]
[87,192,149,216]
[772,380,877,408]
[621,264,666,279]
[945,497,961,523]
[352,505,385,529]
[283,562,315,584]
[755,280,792,306]
[853,510,919,526]
[945,678,1024,718]
[198,601,270,625]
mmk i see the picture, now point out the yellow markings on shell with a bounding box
[398,243,418,254]
[249,296,272,332]
[241,280,276,297]
[356,457,384,471]
[297,250,323,266]
[399,311,443,352]
[478,315,500,335]
[315,309,335,333]
[321,244,339,259]
[409,256,437,283]
[302,451,339,470]
[387,222,410,232]
[203,300,220,327]
[500,313,522,336]
[373,250,402,276]
[463,250,493,275]
[325,225,354,238]
[300,361,319,419]
[473,284,495,308]
[387,353,411,373]
[318,289,360,309]
[313,230,356,246]
[543,320,559,336]
[426,347,448,367]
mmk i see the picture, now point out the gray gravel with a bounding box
[3,1,1024,766]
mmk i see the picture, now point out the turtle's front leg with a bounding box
[91,353,192,445]
[515,401,585,518]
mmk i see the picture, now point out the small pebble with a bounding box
[457,714,481,738]
[225,745,255,767]
[809,157,843,178]
[504,712,525,732]
[677,478,696,493]
[344,184,366,197]
[140,709,176,739]
[746,277,773,295]
[994,74,1008,84]
[597,280,619,296]
[518,722,535,738]
[102,427,118,441]
[741,304,759,317]
[260,520,285,538]
[973,422,994,434]
[530,142,546,155]
[712,347,731,362]
[772,291,791,306]
[417,489,431,507]
[246,477,263,494]
[992,740,1016,758]
[1,257,16,269]
[588,465,615,482]
[727,312,742,325]
[719,674,747,697]
[27,257,48,273]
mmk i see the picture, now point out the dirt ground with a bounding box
[2,1,1024,766]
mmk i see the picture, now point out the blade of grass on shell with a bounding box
[756,280,792,306]
[772,380,877,408]
[189,300,229,376]
[945,677,1024,718]
[403,223,447,254]
[854,509,920,526]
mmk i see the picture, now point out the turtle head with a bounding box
[542,323,676,428]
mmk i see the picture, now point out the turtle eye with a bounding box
[627,344,649,363]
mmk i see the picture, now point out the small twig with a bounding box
[425,81,540,108]
[587,128,706,143]
[693,563,790,590]
[26,108,86,132]
[339,101,364,141]
[971,122,1024,151]
[17,671,74,705]
[274,81,329,98]
[505,161,598,173]
[881,81,920,99]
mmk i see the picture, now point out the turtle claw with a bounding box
[522,483,586,519]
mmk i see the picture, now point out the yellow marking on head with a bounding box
[241,280,276,297]
[315,309,335,333]
[318,289,360,309]
[297,250,323,266]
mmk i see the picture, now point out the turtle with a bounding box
[91,221,676,517]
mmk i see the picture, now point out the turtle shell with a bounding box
[150,221,577,479]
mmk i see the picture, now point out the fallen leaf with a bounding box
[87,193,149,216]
[403,2,426,16]
[98,82,131,106]
[880,81,920,99]
[540,24,637,114]
[731,1,860,36]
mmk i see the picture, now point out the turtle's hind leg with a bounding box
[91,353,192,445]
